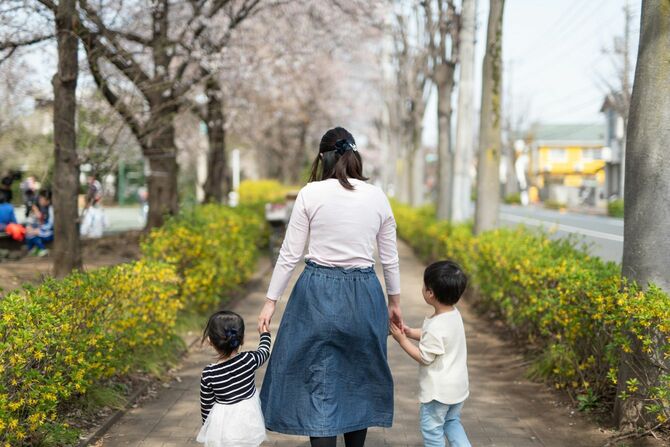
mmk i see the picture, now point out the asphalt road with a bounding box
[498,204,623,263]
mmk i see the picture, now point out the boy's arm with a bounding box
[396,337,425,364]
[403,326,421,341]
[390,323,425,364]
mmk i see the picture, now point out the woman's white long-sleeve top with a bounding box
[266,178,401,301]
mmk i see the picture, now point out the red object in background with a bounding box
[5,223,26,241]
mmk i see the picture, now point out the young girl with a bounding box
[198,310,271,447]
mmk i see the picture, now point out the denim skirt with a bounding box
[260,260,394,437]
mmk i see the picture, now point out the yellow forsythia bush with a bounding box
[238,179,296,205]
[141,204,266,312]
[0,261,180,446]
[392,201,670,422]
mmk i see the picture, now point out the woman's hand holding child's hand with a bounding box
[389,322,406,343]
[258,298,276,334]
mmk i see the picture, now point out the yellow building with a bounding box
[529,124,607,207]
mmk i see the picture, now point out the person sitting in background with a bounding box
[0,192,17,231]
[25,190,53,257]
[0,171,21,203]
[20,176,38,218]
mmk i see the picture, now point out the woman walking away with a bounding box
[258,127,402,447]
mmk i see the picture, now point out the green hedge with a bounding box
[608,199,624,218]
[392,201,670,422]
[0,203,267,445]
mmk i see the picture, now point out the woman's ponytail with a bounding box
[308,127,368,190]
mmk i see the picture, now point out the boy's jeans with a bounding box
[420,400,471,447]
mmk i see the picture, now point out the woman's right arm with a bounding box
[258,190,309,332]
[377,198,403,327]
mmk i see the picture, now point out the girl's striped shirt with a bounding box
[200,332,271,422]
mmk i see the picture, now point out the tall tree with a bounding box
[423,0,459,219]
[474,0,504,235]
[451,0,475,222]
[388,6,430,206]
[74,0,263,228]
[614,0,670,430]
[1,1,82,276]
[51,0,82,276]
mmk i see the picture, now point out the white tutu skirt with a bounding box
[196,393,266,447]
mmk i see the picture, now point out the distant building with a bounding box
[528,124,607,207]
[600,94,626,199]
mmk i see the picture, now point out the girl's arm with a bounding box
[249,332,272,368]
[200,375,215,423]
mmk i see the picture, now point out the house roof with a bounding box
[600,92,626,113]
[531,123,605,144]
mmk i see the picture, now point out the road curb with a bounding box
[78,257,273,446]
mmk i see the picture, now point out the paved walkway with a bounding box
[99,242,611,447]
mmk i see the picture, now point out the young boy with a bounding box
[390,260,470,447]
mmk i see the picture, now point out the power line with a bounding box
[515,0,613,77]
[514,0,588,59]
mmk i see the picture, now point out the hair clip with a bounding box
[334,139,357,155]
[224,329,240,348]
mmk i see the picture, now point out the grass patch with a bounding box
[79,384,129,413]
[133,334,187,377]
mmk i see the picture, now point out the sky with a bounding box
[423,0,641,146]
[8,0,642,147]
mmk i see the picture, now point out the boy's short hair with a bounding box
[423,260,468,305]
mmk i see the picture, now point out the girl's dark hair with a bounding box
[308,127,368,190]
[423,260,468,306]
[202,310,245,358]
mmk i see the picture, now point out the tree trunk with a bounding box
[615,0,670,430]
[411,126,424,206]
[405,151,414,205]
[435,66,455,219]
[451,0,476,223]
[52,0,82,277]
[504,143,519,197]
[145,106,179,229]
[474,0,505,235]
[295,120,309,184]
[203,78,228,203]
[398,134,412,204]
